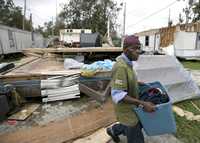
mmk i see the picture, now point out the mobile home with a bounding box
[136,22,200,59]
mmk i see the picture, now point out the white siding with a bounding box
[0,29,11,54]
[63,33,80,43]
[15,31,32,52]
[174,31,196,50]
[139,34,159,52]
[174,31,200,58]
[0,24,45,54]
[33,33,45,48]
[60,29,92,43]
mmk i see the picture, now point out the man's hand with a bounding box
[138,81,145,85]
[142,102,156,112]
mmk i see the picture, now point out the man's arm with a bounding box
[122,95,156,112]
[111,89,155,113]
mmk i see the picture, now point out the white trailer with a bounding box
[0,24,46,55]
[174,31,200,59]
[59,29,92,44]
[136,29,160,53]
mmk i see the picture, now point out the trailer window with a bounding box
[145,36,149,46]
[8,30,15,48]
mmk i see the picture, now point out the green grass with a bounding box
[174,61,200,143]
[181,60,200,70]
[174,99,200,143]
[175,113,200,143]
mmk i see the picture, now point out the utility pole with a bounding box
[30,13,33,32]
[23,0,27,30]
[168,9,172,27]
[56,0,58,24]
[107,16,114,46]
[121,2,126,48]
[107,17,110,40]
[52,17,54,37]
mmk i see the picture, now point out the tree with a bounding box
[59,0,120,36]
[0,0,31,30]
[192,1,200,22]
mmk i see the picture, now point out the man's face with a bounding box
[124,45,141,61]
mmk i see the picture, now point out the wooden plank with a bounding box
[23,47,123,53]
[0,71,80,81]
[23,52,43,58]
[8,104,40,121]
[73,128,111,143]
[32,70,81,76]
[0,74,46,82]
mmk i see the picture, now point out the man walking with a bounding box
[107,35,155,143]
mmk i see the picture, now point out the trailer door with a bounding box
[196,32,200,49]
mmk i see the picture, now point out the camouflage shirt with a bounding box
[111,55,139,126]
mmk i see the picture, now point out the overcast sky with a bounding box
[13,0,189,34]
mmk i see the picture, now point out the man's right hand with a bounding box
[142,102,156,112]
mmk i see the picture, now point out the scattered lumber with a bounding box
[173,105,200,121]
[0,101,116,143]
[8,104,40,121]
[73,128,111,143]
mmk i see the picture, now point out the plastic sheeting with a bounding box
[64,58,84,69]
[135,55,200,103]
[82,60,115,72]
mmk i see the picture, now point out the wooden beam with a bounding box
[23,47,123,54]
[8,104,40,121]
[73,128,111,143]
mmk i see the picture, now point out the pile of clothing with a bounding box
[139,81,169,105]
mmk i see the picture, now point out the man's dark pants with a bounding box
[112,122,144,143]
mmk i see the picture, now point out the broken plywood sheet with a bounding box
[5,58,65,75]
[73,128,111,143]
[0,101,116,143]
[8,104,40,121]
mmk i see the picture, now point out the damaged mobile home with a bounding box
[136,22,200,59]
[0,24,46,55]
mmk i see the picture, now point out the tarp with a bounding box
[136,55,200,103]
